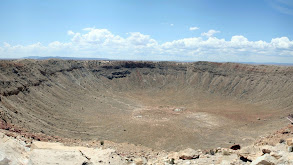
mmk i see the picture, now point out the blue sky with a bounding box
[0,0,293,62]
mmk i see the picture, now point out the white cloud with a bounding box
[67,30,75,35]
[127,32,157,46]
[189,27,199,31]
[1,27,293,62]
[162,37,203,49]
[201,29,220,37]
[48,41,72,49]
[230,35,249,47]
[3,42,11,47]
[170,24,174,26]
[83,27,96,31]
[271,37,292,49]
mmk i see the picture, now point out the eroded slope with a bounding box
[0,60,292,150]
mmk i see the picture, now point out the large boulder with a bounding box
[0,132,29,164]
[286,138,293,146]
[178,148,200,160]
[251,154,277,165]
[276,152,293,164]
[79,148,127,165]
[29,149,88,165]
[30,141,127,165]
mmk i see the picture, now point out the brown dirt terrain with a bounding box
[0,59,292,151]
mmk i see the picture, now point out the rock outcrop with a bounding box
[1,124,293,165]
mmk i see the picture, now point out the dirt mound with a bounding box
[0,59,292,151]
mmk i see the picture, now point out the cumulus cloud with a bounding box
[271,37,293,49]
[67,30,75,35]
[71,28,116,44]
[201,29,220,37]
[127,32,157,46]
[189,27,199,31]
[1,27,293,62]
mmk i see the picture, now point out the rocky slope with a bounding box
[1,60,293,109]
[0,59,293,151]
[1,124,293,165]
